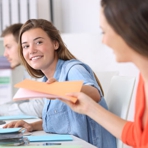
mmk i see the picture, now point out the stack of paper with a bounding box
[13,79,83,103]
[0,132,23,140]
[0,128,29,146]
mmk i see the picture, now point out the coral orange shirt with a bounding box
[122,75,148,148]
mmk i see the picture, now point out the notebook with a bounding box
[25,134,73,142]
[0,128,23,134]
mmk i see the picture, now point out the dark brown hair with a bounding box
[1,23,23,42]
[101,0,148,56]
[18,19,104,95]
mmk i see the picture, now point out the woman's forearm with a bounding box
[81,85,101,102]
[30,120,43,131]
[87,101,127,139]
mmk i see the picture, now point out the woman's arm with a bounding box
[64,92,127,139]
[47,78,101,102]
[81,85,101,102]
[87,98,126,139]
[30,120,43,131]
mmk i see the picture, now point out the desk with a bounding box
[0,119,97,148]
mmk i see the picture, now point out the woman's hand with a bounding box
[61,92,96,115]
[3,120,33,132]
[46,78,57,84]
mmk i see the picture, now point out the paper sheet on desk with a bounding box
[0,115,38,120]
[25,134,73,142]
[13,79,83,103]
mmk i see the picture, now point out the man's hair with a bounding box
[1,23,23,43]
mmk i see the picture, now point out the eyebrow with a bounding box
[4,44,10,47]
[21,37,44,44]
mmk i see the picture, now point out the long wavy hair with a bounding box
[18,19,104,95]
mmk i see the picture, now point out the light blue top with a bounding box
[42,59,116,148]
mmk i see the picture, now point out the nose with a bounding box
[3,49,8,57]
[29,44,38,54]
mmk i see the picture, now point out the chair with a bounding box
[96,71,119,97]
[105,76,135,148]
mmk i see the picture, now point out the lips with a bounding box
[30,55,43,61]
[7,58,12,63]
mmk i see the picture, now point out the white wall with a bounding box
[37,0,51,20]
[53,0,101,33]
[61,33,139,77]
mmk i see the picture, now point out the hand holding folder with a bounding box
[13,79,83,103]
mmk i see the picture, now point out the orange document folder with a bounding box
[13,79,83,103]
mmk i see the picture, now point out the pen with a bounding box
[42,142,61,146]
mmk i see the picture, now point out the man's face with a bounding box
[3,34,20,68]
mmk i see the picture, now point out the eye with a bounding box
[22,45,29,49]
[5,45,11,49]
[99,27,105,35]
[36,41,43,45]
[101,30,105,34]
[6,46,11,50]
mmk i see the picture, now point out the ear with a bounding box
[53,41,59,50]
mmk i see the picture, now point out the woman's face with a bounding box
[100,8,134,63]
[21,28,59,72]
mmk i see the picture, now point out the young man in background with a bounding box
[0,23,44,118]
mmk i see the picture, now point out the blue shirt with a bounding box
[42,59,116,148]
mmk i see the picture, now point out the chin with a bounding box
[115,57,123,63]
[11,65,16,69]
[32,66,41,70]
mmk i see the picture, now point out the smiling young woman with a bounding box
[3,19,116,148]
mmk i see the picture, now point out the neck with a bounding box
[42,57,58,79]
[11,63,21,69]
[134,55,148,103]
[133,54,148,82]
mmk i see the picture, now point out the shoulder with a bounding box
[68,64,89,74]
[62,59,92,75]
[63,59,90,71]
[65,60,95,84]
[63,59,83,67]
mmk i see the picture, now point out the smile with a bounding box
[30,55,43,61]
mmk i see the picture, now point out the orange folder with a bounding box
[13,79,83,103]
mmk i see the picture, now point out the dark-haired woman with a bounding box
[62,0,148,147]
